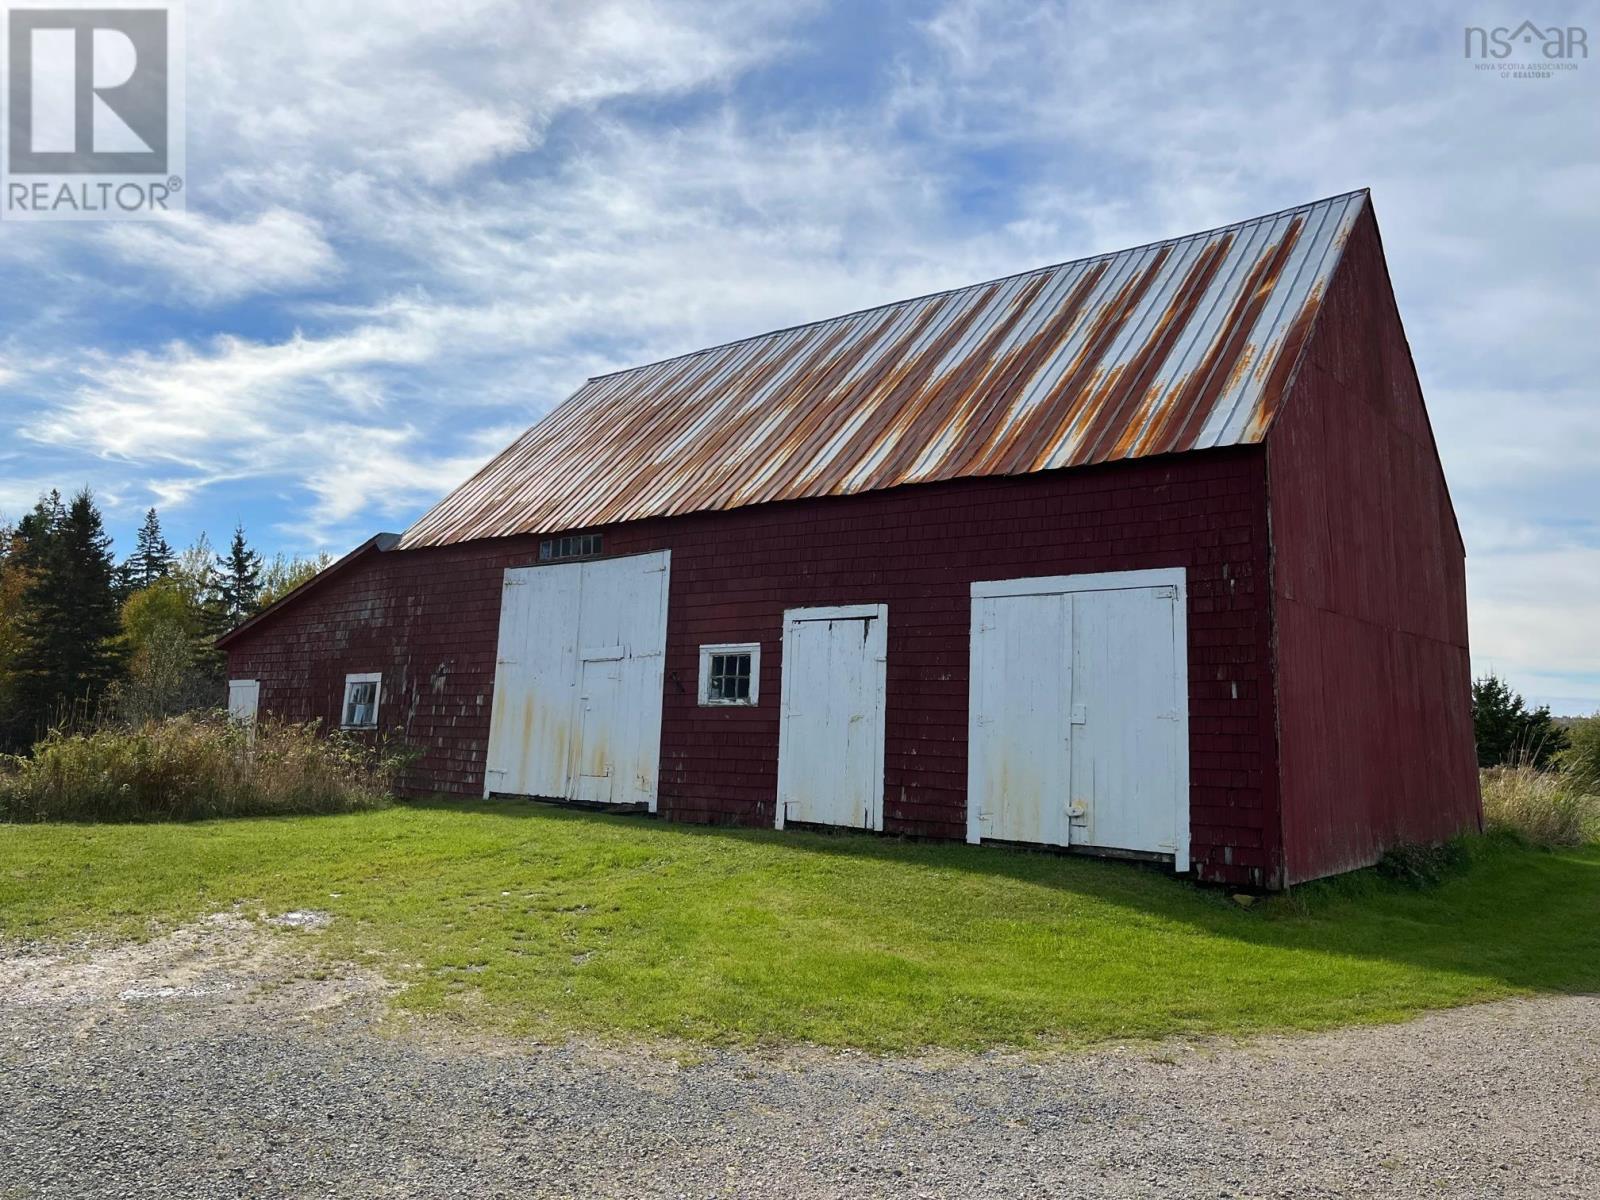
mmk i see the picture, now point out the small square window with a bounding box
[698,644,760,706]
[342,672,382,729]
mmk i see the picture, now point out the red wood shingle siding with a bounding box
[226,450,1284,887]
[1266,206,1480,883]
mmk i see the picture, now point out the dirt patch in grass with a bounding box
[0,909,391,1025]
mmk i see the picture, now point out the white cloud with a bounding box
[100,209,340,304]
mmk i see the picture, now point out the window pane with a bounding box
[732,675,749,699]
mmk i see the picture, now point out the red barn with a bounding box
[219,190,1480,888]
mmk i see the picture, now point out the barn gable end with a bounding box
[1265,203,1479,883]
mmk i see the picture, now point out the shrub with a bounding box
[1376,840,1468,888]
[1480,764,1596,849]
[0,713,400,823]
[1557,713,1600,795]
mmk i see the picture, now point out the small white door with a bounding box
[572,652,624,804]
[775,604,888,831]
[227,679,260,727]
[484,550,670,809]
[968,569,1188,870]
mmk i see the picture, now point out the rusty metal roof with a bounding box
[400,190,1367,548]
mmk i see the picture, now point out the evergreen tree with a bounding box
[1472,671,1568,769]
[213,524,263,626]
[127,508,175,589]
[0,517,30,749]
[10,489,123,739]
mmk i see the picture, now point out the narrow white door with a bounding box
[967,569,1188,870]
[1070,584,1186,862]
[967,593,1072,847]
[484,550,670,809]
[775,604,888,831]
[572,652,624,804]
[227,679,260,727]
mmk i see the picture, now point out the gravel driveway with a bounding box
[1,914,1595,1199]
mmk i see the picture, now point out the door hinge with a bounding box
[1154,585,1177,599]
[1070,704,1087,725]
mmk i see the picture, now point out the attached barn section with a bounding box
[221,190,1479,888]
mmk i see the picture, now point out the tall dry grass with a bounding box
[1480,763,1598,848]
[0,714,400,823]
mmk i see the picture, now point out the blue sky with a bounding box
[1,0,1596,712]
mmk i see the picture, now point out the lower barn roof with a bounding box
[399,190,1367,549]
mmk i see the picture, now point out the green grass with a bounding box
[3,799,1598,1051]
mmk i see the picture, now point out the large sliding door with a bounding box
[484,550,670,810]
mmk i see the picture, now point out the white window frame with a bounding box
[697,643,761,706]
[341,672,383,730]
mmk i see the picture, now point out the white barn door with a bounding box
[484,550,670,809]
[968,592,1073,848]
[967,569,1188,870]
[775,604,888,831]
[227,679,260,727]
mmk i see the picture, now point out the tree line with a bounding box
[0,490,330,752]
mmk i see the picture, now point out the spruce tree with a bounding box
[11,489,123,738]
[128,508,175,589]
[213,524,263,626]
[1472,672,1569,769]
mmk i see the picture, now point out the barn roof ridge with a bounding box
[583,188,1372,387]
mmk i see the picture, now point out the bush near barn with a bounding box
[1480,763,1597,849]
[0,714,398,823]
[1469,673,1598,847]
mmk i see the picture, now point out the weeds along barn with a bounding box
[219,190,1480,888]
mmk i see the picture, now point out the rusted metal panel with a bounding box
[400,192,1366,549]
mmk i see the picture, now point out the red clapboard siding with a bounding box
[1266,204,1480,884]
[226,449,1284,888]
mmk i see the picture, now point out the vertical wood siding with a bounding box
[1267,206,1480,884]
[226,449,1282,887]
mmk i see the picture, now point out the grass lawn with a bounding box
[3,799,1597,1051]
